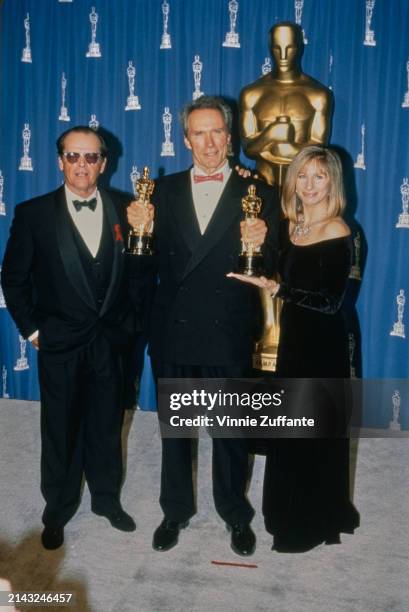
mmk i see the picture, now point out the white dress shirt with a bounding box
[190,162,231,234]
[65,185,103,257]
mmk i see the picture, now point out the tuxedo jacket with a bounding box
[148,169,280,366]
[1,186,148,357]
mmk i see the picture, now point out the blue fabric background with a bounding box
[0,0,408,428]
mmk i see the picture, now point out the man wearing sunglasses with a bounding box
[1,126,150,550]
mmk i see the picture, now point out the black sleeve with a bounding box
[277,240,351,314]
[1,205,37,337]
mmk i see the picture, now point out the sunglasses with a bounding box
[61,152,104,164]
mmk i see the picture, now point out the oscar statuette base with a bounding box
[126,231,153,256]
[237,253,264,277]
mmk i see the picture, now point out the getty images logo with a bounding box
[169,388,283,412]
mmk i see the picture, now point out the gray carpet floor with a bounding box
[0,399,408,612]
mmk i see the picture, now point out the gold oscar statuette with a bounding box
[126,166,155,256]
[238,184,264,276]
[239,22,333,371]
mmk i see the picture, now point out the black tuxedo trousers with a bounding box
[153,361,255,526]
[39,335,123,527]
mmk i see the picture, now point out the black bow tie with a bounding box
[72,197,97,212]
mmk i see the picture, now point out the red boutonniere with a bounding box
[114,224,123,242]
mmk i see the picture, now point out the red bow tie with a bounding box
[193,173,224,183]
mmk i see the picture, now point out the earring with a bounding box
[292,194,307,241]
[295,193,304,219]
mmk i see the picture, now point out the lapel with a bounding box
[98,189,124,317]
[54,187,124,314]
[181,171,244,279]
[168,170,201,254]
[54,186,97,311]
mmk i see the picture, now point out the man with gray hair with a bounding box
[128,95,280,555]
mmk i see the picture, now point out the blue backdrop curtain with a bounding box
[0,1,408,428]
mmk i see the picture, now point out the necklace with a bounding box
[292,217,328,242]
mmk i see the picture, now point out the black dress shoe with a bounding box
[41,526,64,550]
[152,519,189,552]
[325,532,341,545]
[228,523,256,556]
[92,507,136,532]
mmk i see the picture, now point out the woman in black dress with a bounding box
[229,145,360,552]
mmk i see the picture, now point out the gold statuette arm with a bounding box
[308,90,333,146]
[239,88,333,165]
[239,92,281,160]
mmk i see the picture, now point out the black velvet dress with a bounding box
[262,221,360,552]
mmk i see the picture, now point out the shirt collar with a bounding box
[191,161,231,181]
[64,184,98,207]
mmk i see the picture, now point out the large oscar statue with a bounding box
[239,22,333,371]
